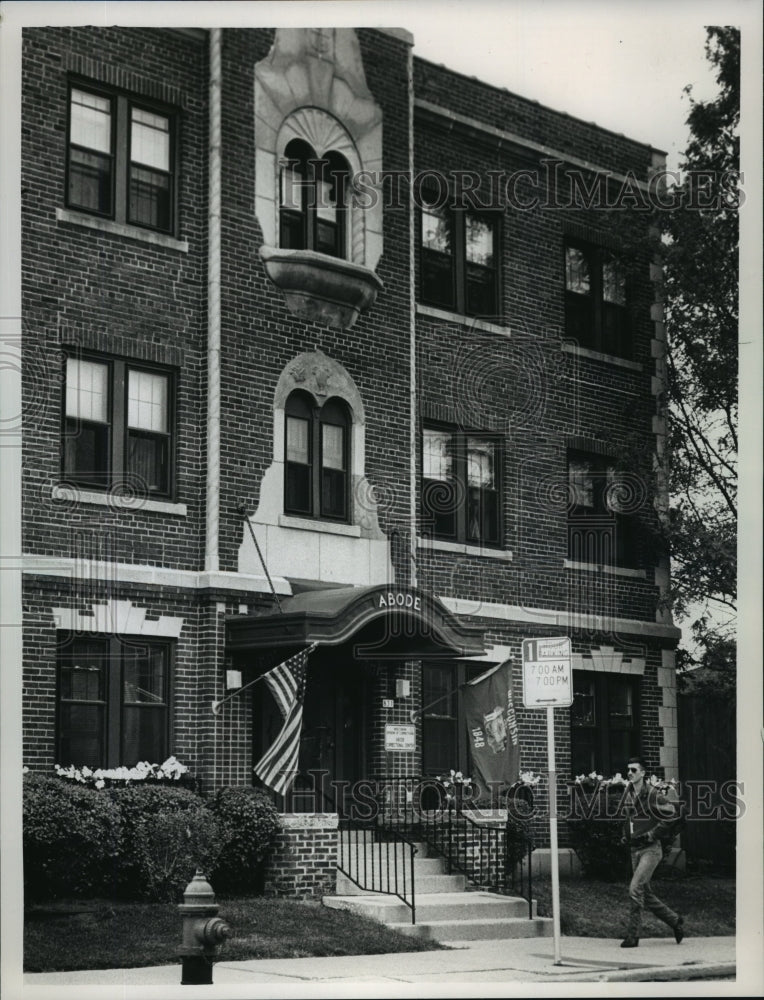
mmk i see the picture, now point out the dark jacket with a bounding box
[623,783,677,847]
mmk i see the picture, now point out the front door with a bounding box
[254,648,366,812]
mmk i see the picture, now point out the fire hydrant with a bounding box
[178,869,231,985]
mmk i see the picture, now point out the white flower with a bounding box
[95,779,105,789]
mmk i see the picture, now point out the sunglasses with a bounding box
[627,766,640,772]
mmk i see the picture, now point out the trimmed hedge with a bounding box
[24,777,281,902]
[23,774,122,901]
[210,786,281,894]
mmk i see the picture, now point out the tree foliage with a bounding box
[663,27,739,670]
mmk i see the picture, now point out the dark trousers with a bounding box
[625,841,679,939]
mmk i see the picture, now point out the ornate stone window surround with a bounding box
[254,30,384,330]
[254,30,383,269]
[275,351,366,530]
[239,349,390,587]
[248,349,383,539]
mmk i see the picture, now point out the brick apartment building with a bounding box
[20,26,680,843]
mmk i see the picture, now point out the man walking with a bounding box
[620,755,685,948]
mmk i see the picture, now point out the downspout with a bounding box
[206,28,222,573]
[408,40,417,590]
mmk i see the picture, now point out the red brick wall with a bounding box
[21,27,208,570]
[263,816,339,899]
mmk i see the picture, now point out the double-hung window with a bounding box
[422,426,501,546]
[285,391,350,521]
[571,671,640,777]
[564,240,629,357]
[67,83,176,234]
[422,661,489,776]
[567,451,637,568]
[279,139,349,259]
[419,190,499,319]
[57,635,171,769]
[63,353,174,497]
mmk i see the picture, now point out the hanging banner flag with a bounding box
[254,642,317,796]
[462,660,520,804]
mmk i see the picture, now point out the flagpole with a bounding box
[239,505,284,614]
[409,660,507,723]
[211,669,269,716]
[212,641,318,714]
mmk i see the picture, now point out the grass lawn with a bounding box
[25,873,735,972]
[533,872,736,938]
[24,896,444,973]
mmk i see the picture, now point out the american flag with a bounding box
[253,642,317,795]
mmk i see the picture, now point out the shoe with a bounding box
[674,916,684,944]
[620,938,639,948]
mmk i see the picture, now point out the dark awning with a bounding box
[225,584,485,659]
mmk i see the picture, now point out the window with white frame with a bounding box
[63,353,174,497]
[67,83,177,234]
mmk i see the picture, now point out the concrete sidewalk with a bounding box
[23,935,736,988]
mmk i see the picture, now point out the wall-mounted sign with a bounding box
[382,698,394,709]
[384,723,416,751]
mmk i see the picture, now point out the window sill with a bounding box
[278,514,361,538]
[416,304,510,337]
[564,559,646,579]
[561,342,643,372]
[52,484,187,516]
[418,537,513,561]
[56,208,189,253]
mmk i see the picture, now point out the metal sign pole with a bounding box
[547,704,562,965]
[521,635,571,968]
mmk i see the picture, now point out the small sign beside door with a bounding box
[384,723,416,751]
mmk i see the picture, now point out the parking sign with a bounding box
[521,637,573,708]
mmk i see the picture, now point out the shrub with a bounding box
[23,774,122,900]
[108,783,211,899]
[210,787,281,893]
[132,804,223,901]
[567,817,630,881]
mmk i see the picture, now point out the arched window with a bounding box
[285,391,350,521]
[279,139,349,259]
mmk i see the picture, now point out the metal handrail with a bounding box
[373,775,535,918]
[336,818,417,924]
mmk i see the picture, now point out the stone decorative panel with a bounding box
[51,599,184,638]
